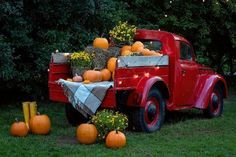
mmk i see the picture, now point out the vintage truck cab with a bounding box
[48,29,228,132]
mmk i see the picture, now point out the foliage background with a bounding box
[0,0,235,100]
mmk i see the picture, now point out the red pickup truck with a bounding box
[48,29,228,132]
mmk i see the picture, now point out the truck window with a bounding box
[142,40,162,51]
[180,42,193,61]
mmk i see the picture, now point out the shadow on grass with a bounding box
[164,109,205,125]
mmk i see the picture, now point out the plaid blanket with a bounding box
[57,79,113,117]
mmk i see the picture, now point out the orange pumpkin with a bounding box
[131,41,144,52]
[100,69,111,81]
[30,114,51,135]
[136,47,144,53]
[120,45,131,55]
[121,50,132,56]
[93,38,109,50]
[76,124,98,144]
[10,120,28,137]
[83,80,91,84]
[83,70,102,82]
[107,57,117,72]
[105,130,126,149]
[140,48,152,56]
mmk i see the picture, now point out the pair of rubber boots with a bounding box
[22,101,37,129]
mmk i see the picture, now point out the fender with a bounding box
[133,76,169,108]
[194,74,228,109]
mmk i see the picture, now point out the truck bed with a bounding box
[48,54,169,109]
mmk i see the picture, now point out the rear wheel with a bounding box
[132,88,165,132]
[65,104,89,126]
[203,84,223,118]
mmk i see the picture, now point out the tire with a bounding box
[65,104,89,126]
[132,88,165,132]
[203,84,224,118]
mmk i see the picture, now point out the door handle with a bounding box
[182,70,186,76]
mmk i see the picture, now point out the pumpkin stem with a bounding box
[37,112,40,115]
[15,118,18,122]
[101,33,104,38]
[115,129,118,134]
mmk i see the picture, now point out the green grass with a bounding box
[0,92,236,157]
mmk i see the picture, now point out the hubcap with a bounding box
[144,97,160,127]
[147,104,157,122]
[212,94,219,109]
[210,91,220,114]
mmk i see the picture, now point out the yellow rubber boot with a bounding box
[29,101,37,119]
[22,101,30,129]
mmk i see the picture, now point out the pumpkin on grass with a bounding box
[93,38,109,50]
[105,130,126,149]
[30,113,51,135]
[100,69,111,81]
[107,57,117,72]
[76,123,98,144]
[83,70,102,82]
[10,119,28,137]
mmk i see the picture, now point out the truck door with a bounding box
[174,41,198,106]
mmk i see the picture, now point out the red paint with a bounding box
[48,29,228,112]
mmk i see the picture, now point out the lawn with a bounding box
[0,92,236,157]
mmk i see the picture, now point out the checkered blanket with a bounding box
[57,79,113,117]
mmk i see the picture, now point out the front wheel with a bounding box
[132,88,165,132]
[203,84,224,118]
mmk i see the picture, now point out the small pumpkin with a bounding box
[120,45,131,55]
[131,41,144,52]
[76,123,98,144]
[72,74,83,82]
[83,70,102,82]
[29,113,51,135]
[105,130,126,149]
[83,80,90,84]
[140,48,152,56]
[121,50,132,56]
[100,69,111,81]
[10,119,28,137]
[107,57,117,72]
[66,78,73,82]
[93,38,109,50]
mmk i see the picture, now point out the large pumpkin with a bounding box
[100,69,111,81]
[93,38,109,50]
[10,120,28,137]
[105,130,126,149]
[83,70,102,82]
[131,41,144,52]
[76,124,98,144]
[30,114,51,135]
[107,57,117,72]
